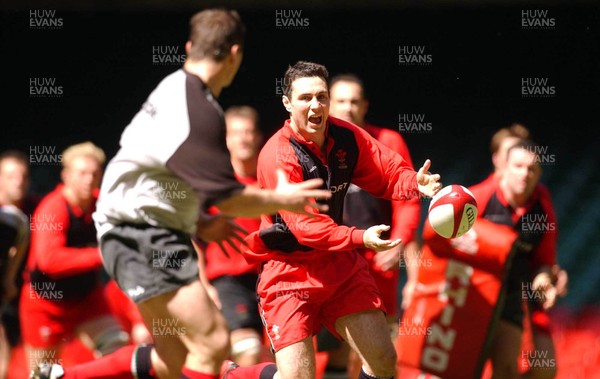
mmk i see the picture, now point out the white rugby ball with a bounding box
[428,184,478,239]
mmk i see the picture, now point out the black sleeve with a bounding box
[165,76,245,212]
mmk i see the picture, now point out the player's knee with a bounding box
[92,326,130,356]
[366,344,396,376]
[379,346,397,372]
[207,327,232,361]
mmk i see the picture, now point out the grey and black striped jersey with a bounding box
[93,69,244,239]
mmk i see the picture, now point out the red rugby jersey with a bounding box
[26,184,102,279]
[243,116,419,263]
[468,176,557,268]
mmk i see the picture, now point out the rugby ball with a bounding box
[428,184,478,239]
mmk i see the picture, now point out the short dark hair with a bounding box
[225,105,259,128]
[330,73,366,99]
[0,150,29,169]
[506,139,540,162]
[188,8,245,61]
[283,61,329,99]
[490,123,531,155]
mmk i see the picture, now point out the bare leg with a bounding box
[76,315,129,357]
[0,324,10,379]
[521,330,556,379]
[348,318,397,378]
[335,310,396,378]
[137,279,231,379]
[489,321,522,379]
[274,336,316,379]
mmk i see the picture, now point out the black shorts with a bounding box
[1,299,21,347]
[211,274,262,333]
[500,286,525,328]
[100,223,199,304]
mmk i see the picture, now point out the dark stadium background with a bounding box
[2,2,599,376]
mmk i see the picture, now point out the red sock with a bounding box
[62,345,144,379]
[180,367,218,379]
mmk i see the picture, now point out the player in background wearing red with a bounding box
[317,74,421,379]
[204,106,272,366]
[0,150,40,378]
[396,134,564,379]
[234,61,442,379]
[464,139,560,378]
[482,126,567,379]
[31,9,331,379]
[20,142,130,372]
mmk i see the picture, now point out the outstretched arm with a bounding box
[215,169,331,218]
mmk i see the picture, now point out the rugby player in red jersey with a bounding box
[20,142,130,371]
[317,74,421,379]
[468,139,560,378]
[481,127,566,379]
[234,61,442,379]
[397,139,560,379]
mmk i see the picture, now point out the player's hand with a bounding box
[363,225,402,253]
[195,215,249,257]
[373,243,403,271]
[416,159,442,198]
[553,264,568,297]
[532,272,557,310]
[449,229,479,254]
[274,169,331,215]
